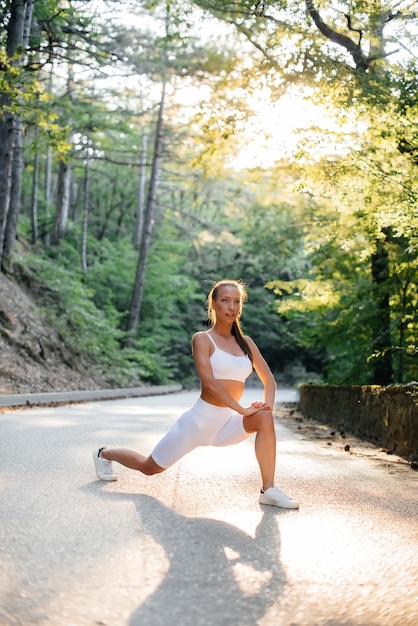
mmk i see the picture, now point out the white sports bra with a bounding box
[206,333,253,383]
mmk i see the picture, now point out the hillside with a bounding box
[0,271,108,395]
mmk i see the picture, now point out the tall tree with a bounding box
[125,79,166,346]
[0,0,36,268]
[51,67,75,246]
[134,129,148,249]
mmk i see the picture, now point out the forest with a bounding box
[0,0,417,390]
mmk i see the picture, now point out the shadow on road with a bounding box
[93,487,287,626]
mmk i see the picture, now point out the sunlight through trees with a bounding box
[0,0,417,385]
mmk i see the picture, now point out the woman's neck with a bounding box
[211,322,233,339]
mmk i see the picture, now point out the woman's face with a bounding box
[212,284,242,323]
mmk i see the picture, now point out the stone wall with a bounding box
[299,384,418,460]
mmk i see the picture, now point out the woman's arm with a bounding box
[192,332,259,416]
[245,336,277,409]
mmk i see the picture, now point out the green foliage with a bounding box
[269,271,379,384]
[267,104,418,384]
[137,219,204,385]
[83,237,136,314]
[25,250,122,352]
[4,0,417,391]
[19,243,172,386]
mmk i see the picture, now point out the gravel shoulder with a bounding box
[275,401,418,480]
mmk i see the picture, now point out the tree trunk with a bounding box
[30,149,39,244]
[0,0,34,268]
[22,0,35,50]
[134,130,148,249]
[44,145,52,244]
[394,268,413,385]
[1,0,35,265]
[52,159,72,245]
[0,115,14,266]
[370,235,393,385]
[52,65,74,246]
[125,81,166,346]
[3,116,23,262]
[42,65,54,245]
[81,148,90,272]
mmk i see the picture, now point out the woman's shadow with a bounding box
[96,489,288,626]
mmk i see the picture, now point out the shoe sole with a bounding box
[259,497,299,509]
[93,451,117,481]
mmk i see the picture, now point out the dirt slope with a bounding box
[0,272,108,394]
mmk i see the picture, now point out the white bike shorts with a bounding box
[150,397,250,469]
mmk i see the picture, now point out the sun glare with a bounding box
[227,88,345,170]
[90,1,359,171]
[172,83,350,170]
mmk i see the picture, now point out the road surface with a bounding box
[0,389,417,626]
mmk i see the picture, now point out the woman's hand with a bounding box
[242,401,271,416]
[251,401,271,411]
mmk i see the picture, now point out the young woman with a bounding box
[93,279,298,509]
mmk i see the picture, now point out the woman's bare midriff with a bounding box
[200,379,245,406]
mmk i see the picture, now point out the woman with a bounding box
[93,279,298,509]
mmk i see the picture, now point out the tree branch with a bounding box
[305,0,369,70]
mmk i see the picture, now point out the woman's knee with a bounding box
[245,408,274,433]
[257,409,275,431]
[141,456,166,476]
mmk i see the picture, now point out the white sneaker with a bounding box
[259,486,299,509]
[93,448,117,481]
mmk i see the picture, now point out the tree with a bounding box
[1,0,129,263]
[125,79,166,346]
[267,98,418,384]
[193,0,417,384]
[0,0,35,268]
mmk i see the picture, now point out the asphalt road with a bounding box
[0,389,417,626]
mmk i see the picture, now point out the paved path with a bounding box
[0,389,417,626]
